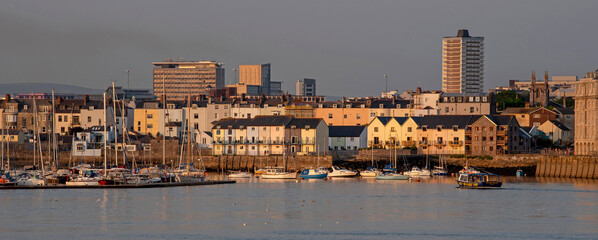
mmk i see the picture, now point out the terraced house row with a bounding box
[211,115,328,156]
[367,115,532,155]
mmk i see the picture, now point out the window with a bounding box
[58,116,62,122]
[216,130,221,135]
[374,127,379,133]
[194,113,198,119]
[470,107,475,113]
[534,114,540,119]
[64,116,68,122]
[437,126,442,131]
[77,144,84,151]
[453,126,458,131]
[482,136,486,141]
[194,123,198,129]
[147,114,153,119]
[489,127,493,131]
[214,113,218,118]
[276,127,280,131]
[215,105,219,109]
[147,124,153,129]
[445,107,449,113]
[422,127,427,132]
[328,113,333,119]
[88,116,92,123]
[521,115,525,118]
[370,113,376,117]
[490,137,493,141]
[344,114,347,119]
[227,129,232,134]
[408,127,412,132]
[391,127,395,132]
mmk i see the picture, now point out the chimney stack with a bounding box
[5,94,10,101]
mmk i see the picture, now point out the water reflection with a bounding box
[1,176,598,239]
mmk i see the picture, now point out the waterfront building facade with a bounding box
[574,70,598,155]
[442,29,484,93]
[501,107,557,127]
[211,115,328,156]
[417,115,478,155]
[153,60,225,101]
[328,126,367,151]
[438,92,495,115]
[466,115,521,155]
[538,120,572,145]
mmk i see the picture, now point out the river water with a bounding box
[1,176,598,239]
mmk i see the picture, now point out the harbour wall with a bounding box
[4,146,332,172]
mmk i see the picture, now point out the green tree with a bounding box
[495,90,525,111]
[553,97,575,108]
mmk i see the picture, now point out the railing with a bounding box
[449,141,463,146]
[401,140,416,147]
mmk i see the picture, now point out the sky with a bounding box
[1,0,597,97]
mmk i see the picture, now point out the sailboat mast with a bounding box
[187,91,191,173]
[52,89,58,169]
[103,92,107,176]
[34,99,45,177]
[112,81,118,166]
[162,74,166,166]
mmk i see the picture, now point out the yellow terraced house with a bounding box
[367,117,422,149]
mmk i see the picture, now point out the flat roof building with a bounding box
[153,59,225,101]
[442,29,484,93]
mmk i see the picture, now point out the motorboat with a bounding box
[376,172,409,180]
[66,171,100,186]
[16,172,45,186]
[457,171,502,189]
[408,166,421,176]
[299,168,328,179]
[328,166,357,178]
[261,168,297,179]
[360,167,381,177]
[228,171,252,178]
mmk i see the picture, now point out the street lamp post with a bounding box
[125,69,131,101]
[384,74,388,95]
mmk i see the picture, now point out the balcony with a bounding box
[465,139,472,145]
[401,140,416,147]
[497,131,507,136]
[418,140,429,146]
[449,141,463,147]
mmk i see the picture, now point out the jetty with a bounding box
[0,180,236,190]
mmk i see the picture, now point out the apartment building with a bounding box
[442,29,484,93]
[212,115,328,156]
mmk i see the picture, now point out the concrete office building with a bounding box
[442,29,484,93]
[296,78,316,96]
[153,59,225,101]
[239,64,280,95]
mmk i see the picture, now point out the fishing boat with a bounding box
[261,168,297,179]
[299,168,328,179]
[328,166,357,178]
[456,171,502,189]
[360,167,381,177]
[228,171,252,178]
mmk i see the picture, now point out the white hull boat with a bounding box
[228,171,252,178]
[261,169,297,179]
[328,166,358,178]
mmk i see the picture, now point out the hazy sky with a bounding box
[1,0,597,97]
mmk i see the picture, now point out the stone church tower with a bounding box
[529,71,550,107]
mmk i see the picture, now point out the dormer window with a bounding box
[437,126,442,131]
[264,104,268,108]
[361,104,366,108]
[422,126,427,132]
[333,104,337,108]
[23,105,28,110]
[379,104,384,108]
[278,104,282,108]
[89,106,94,110]
[318,104,323,108]
[346,104,351,108]
[167,104,175,109]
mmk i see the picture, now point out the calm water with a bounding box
[2,176,598,239]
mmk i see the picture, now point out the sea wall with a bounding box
[4,145,331,171]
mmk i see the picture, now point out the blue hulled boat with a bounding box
[299,169,328,179]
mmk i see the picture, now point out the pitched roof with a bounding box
[287,118,323,129]
[419,115,481,129]
[502,107,537,114]
[393,117,409,125]
[547,120,570,131]
[485,115,516,126]
[328,126,365,138]
[212,115,294,129]
[376,117,393,125]
[554,107,574,115]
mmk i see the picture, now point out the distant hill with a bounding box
[0,83,103,96]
